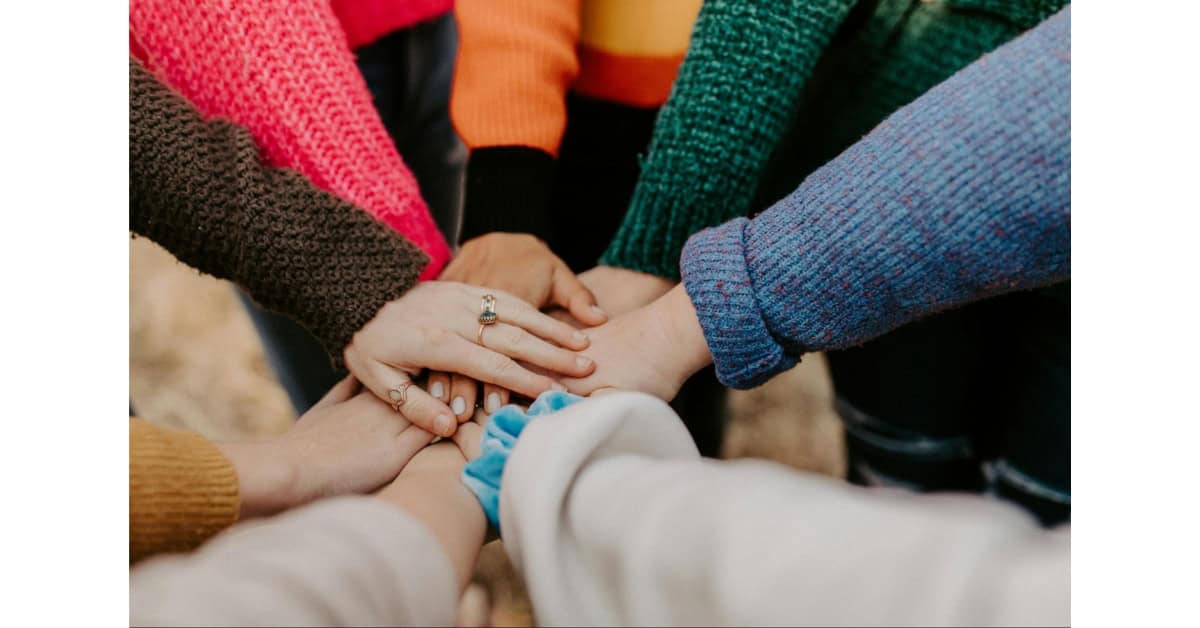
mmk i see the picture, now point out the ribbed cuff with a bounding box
[598,179,723,281]
[459,147,556,242]
[130,419,240,563]
[679,218,799,389]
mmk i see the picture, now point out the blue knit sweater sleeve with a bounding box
[680,8,1071,389]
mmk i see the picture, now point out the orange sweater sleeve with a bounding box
[451,0,582,155]
[130,419,240,564]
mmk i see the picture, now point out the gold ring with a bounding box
[479,294,498,325]
[387,382,413,412]
[477,323,487,347]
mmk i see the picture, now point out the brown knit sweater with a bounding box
[130,418,239,563]
[129,57,429,364]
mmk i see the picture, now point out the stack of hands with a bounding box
[343,232,712,440]
[221,233,714,520]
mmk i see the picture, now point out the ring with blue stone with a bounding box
[478,294,498,325]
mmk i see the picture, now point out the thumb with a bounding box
[551,265,607,327]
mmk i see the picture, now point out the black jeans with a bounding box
[829,283,1071,526]
[241,14,465,414]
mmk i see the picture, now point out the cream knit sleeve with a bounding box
[130,497,457,627]
[499,392,1070,625]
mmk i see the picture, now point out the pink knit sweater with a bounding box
[130,0,454,278]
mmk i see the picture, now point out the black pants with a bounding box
[240,15,465,414]
[829,283,1071,526]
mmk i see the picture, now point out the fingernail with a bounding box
[573,330,588,343]
[551,382,567,392]
[576,356,593,370]
[434,414,454,436]
[452,396,467,416]
[486,392,501,413]
[430,381,444,399]
[592,305,607,316]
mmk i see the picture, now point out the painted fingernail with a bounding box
[576,356,593,370]
[486,392,501,413]
[434,414,454,436]
[430,381,445,399]
[452,396,467,416]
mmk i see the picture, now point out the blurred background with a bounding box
[130,236,846,626]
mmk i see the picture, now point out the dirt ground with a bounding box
[130,237,846,626]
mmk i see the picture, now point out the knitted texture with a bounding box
[751,0,1069,207]
[130,0,450,278]
[452,0,701,152]
[458,147,558,242]
[130,419,239,563]
[130,58,427,366]
[601,0,1065,279]
[680,8,1070,389]
[452,0,583,156]
[332,0,452,49]
[450,1,700,247]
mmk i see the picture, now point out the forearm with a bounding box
[681,8,1072,388]
[214,441,295,521]
[377,443,487,588]
[600,0,855,279]
[129,57,427,363]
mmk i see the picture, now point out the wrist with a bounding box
[376,443,485,588]
[217,440,300,519]
[659,284,713,382]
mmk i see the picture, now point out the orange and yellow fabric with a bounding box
[450,0,702,244]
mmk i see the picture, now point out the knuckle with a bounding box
[488,352,514,376]
[505,326,527,347]
[421,326,449,345]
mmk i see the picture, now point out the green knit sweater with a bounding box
[600,0,1067,280]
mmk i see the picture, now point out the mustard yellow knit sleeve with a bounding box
[130,418,240,563]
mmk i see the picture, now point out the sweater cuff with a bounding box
[679,219,799,389]
[130,419,240,563]
[598,181,702,280]
[459,147,556,243]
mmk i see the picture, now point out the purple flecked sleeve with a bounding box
[681,7,1071,389]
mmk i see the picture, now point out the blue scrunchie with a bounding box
[461,390,583,530]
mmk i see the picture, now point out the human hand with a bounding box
[442,233,608,325]
[577,265,677,318]
[434,234,608,417]
[451,407,491,462]
[218,376,435,519]
[344,281,596,438]
[561,285,713,400]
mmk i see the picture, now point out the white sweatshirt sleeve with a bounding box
[500,392,1069,626]
[130,496,458,627]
